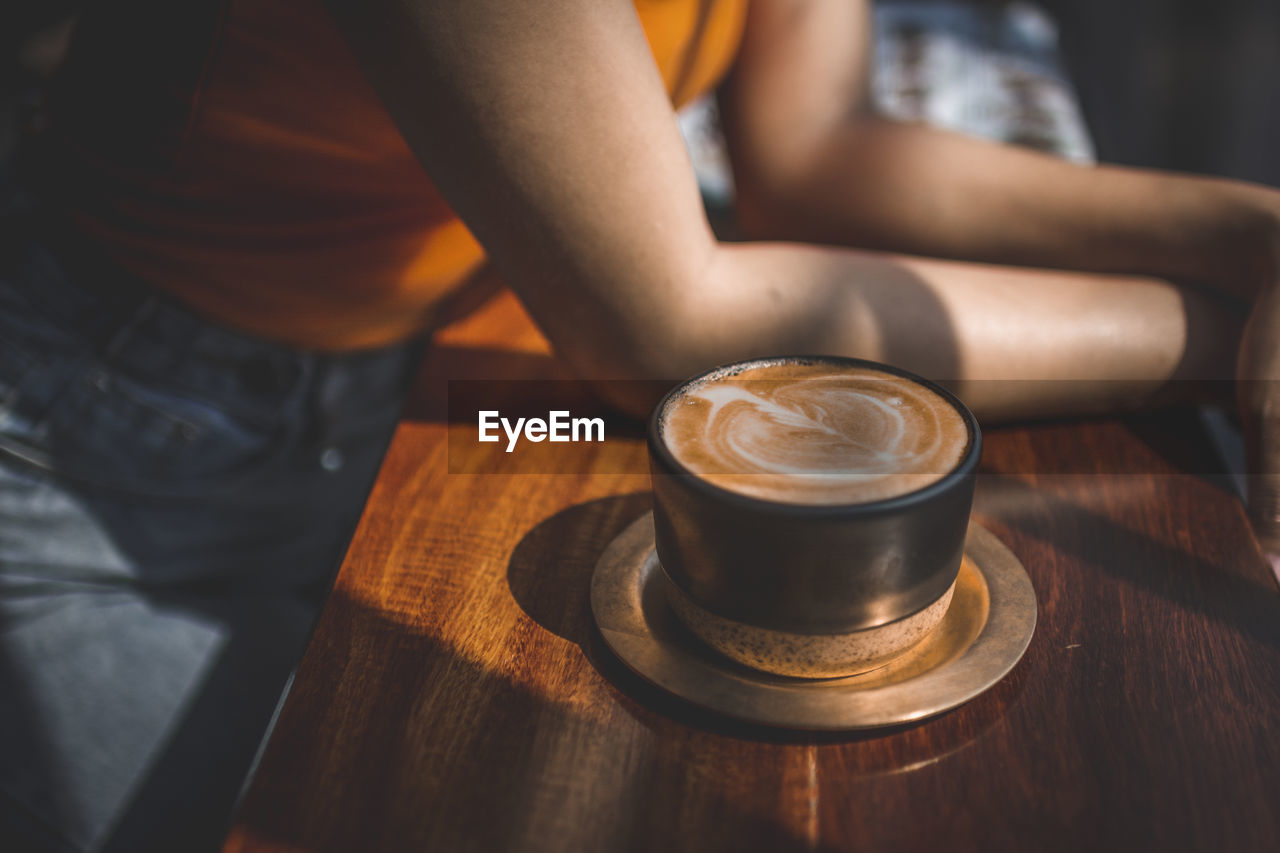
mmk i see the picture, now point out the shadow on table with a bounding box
[399,346,567,423]
[977,406,1240,486]
[975,474,1280,652]
[1123,407,1240,486]
[236,477,1280,852]
[505,494,1029,764]
[230,588,854,853]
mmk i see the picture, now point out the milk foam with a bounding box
[661,362,968,504]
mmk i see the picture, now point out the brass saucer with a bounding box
[589,513,1036,730]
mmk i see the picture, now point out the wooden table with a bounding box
[224,290,1280,853]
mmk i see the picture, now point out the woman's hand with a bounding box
[1236,212,1280,574]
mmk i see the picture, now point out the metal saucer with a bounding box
[589,513,1036,730]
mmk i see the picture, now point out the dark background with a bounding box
[1044,0,1280,187]
[2,2,1278,194]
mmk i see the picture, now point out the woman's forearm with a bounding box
[326,0,1252,426]
[732,116,1280,303]
[592,240,1241,421]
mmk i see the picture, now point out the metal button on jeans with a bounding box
[320,447,344,471]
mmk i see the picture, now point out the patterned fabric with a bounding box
[680,0,1094,214]
[872,0,1093,162]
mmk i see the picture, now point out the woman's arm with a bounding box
[720,0,1280,558]
[1239,281,1280,564]
[720,0,1280,303]
[323,0,1240,418]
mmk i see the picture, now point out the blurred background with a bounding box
[1044,0,1280,187]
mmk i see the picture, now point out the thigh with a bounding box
[0,467,317,851]
[0,241,417,851]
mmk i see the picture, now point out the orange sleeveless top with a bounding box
[43,0,747,350]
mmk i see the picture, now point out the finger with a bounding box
[1266,551,1280,589]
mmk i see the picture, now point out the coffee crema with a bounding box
[660,361,969,505]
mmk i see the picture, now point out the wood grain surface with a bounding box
[224,290,1280,853]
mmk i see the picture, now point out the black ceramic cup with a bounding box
[648,356,981,677]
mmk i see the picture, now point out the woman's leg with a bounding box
[0,238,420,852]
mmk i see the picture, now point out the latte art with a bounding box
[660,362,969,504]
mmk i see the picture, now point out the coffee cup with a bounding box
[647,356,981,678]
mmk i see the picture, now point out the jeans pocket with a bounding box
[32,364,293,498]
[0,304,291,499]
[0,239,302,498]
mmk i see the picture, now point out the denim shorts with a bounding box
[0,228,423,851]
